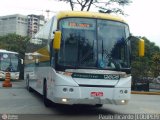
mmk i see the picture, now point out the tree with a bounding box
[0,33,30,79]
[130,36,160,90]
[152,52,160,77]
[56,0,132,15]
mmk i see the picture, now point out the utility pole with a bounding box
[45,10,50,20]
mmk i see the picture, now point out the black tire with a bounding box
[26,75,32,92]
[95,104,103,107]
[43,79,51,107]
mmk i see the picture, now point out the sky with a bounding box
[0,0,160,47]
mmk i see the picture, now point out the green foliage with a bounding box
[0,33,30,54]
[0,33,30,79]
[152,52,160,77]
[131,36,160,82]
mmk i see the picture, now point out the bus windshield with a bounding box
[0,53,19,72]
[58,18,130,71]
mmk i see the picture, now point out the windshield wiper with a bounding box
[77,40,95,66]
[102,40,104,60]
[108,59,121,71]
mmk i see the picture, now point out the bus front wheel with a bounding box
[26,76,32,92]
[43,79,51,107]
[95,104,103,107]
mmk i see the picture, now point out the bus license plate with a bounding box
[91,92,103,97]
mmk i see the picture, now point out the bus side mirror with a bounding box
[139,39,145,57]
[53,31,61,51]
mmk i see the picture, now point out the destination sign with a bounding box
[62,21,95,30]
[68,22,92,28]
[71,73,120,80]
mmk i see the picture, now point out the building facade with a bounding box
[28,14,45,37]
[0,14,45,37]
[0,14,28,36]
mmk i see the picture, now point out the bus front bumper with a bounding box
[53,97,129,105]
[52,86,130,105]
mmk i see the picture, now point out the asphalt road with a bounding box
[0,81,160,120]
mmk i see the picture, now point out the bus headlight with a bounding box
[63,88,68,92]
[124,90,128,94]
[120,90,128,94]
[121,100,125,103]
[69,88,74,92]
[62,98,68,102]
[120,90,123,94]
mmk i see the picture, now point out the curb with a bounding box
[131,91,160,95]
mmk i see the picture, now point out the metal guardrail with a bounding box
[131,78,160,95]
[132,77,160,92]
[149,83,160,90]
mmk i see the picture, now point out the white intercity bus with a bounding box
[0,49,20,80]
[24,11,144,107]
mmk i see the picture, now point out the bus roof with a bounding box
[56,11,126,23]
[0,49,18,54]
